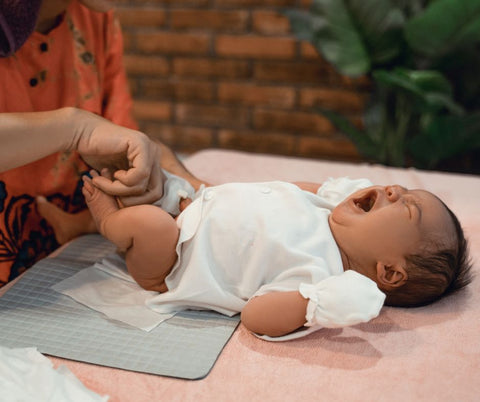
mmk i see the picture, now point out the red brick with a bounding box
[215,0,297,6]
[135,32,210,55]
[218,129,296,155]
[297,136,360,160]
[252,11,291,35]
[132,100,172,121]
[124,55,170,76]
[339,75,372,91]
[299,88,367,113]
[121,0,372,161]
[216,36,296,59]
[172,10,248,32]
[144,123,214,151]
[176,103,249,128]
[142,79,215,102]
[116,7,166,27]
[300,42,322,59]
[253,109,334,133]
[218,83,295,108]
[173,58,251,79]
[122,32,134,52]
[254,61,339,84]
[118,0,209,4]
[127,78,140,97]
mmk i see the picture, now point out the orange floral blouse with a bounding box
[0,2,137,286]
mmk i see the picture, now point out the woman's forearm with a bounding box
[154,140,208,191]
[0,107,80,172]
[0,107,203,205]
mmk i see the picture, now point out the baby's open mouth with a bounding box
[354,191,377,212]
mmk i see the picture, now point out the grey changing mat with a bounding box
[0,234,239,380]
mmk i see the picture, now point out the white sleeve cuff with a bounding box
[153,170,196,216]
[299,270,385,328]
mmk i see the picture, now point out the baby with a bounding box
[82,171,472,340]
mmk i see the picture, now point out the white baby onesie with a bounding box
[147,177,385,340]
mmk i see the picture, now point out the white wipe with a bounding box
[52,253,174,331]
[0,346,108,402]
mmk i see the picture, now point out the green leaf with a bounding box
[374,68,451,95]
[405,0,480,58]
[423,93,465,115]
[309,0,371,75]
[409,113,480,167]
[373,68,464,114]
[293,0,405,76]
[283,10,316,42]
[404,69,452,94]
[348,3,405,66]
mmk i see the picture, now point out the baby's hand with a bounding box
[179,197,193,212]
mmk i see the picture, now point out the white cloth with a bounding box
[52,253,175,331]
[148,177,373,317]
[0,346,108,402]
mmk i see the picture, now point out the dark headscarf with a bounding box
[0,0,43,57]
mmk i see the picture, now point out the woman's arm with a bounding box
[154,140,209,191]
[0,107,162,200]
[0,108,80,172]
[241,291,308,338]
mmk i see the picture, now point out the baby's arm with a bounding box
[241,292,308,337]
[241,271,386,339]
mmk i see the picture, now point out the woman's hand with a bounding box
[0,107,195,206]
[71,109,166,205]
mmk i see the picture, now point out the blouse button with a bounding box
[29,78,38,87]
[40,42,48,52]
[260,186,271,194]
[204,191,214,200]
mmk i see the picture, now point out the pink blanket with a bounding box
[27,151,480,400]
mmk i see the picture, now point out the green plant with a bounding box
[286,0,480,169]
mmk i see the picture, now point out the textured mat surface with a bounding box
[0,235,239,379]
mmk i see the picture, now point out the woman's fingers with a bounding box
[119,165,166,206]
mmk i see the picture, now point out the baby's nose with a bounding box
[385,185,405,202]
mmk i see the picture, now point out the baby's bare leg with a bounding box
[82,174,179,292]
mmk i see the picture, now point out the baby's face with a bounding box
[329,185,455,274]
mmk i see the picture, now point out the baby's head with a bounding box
[329,185,472,307]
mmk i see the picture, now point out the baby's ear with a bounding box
[375,262,408,289]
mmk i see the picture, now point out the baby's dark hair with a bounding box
[385,202,473,307]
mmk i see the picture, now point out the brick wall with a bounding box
[116,0,370,162]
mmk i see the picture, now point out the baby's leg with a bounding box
[82,174,179,292]
[36,197,97,244]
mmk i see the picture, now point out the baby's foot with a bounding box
[36,198,96,244]
[82,170,119,235]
